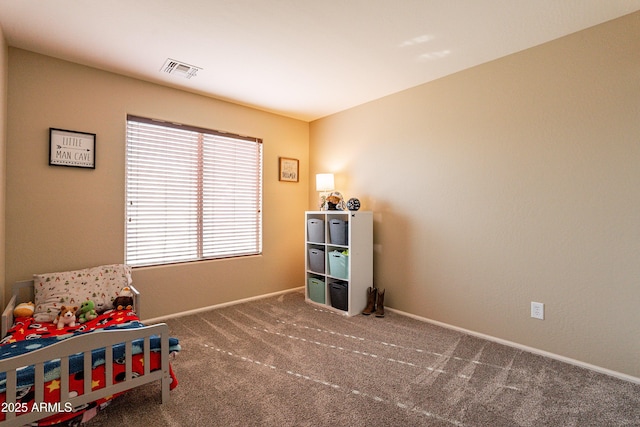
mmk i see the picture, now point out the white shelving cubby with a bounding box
[305,210,373,316]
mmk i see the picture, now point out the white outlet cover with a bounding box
[531,302,544,320]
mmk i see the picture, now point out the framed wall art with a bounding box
[279,157,299,182]
[49,128,96,169]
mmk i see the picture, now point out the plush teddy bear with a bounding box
[326,195,341,209]
[55,305,78,329]
[76,300,97,323]
[113,286,134,311]
[324,191,346,210]
[13,301,35,318]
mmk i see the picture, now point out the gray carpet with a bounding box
[87,290,640,426]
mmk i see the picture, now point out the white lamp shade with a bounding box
[316,173,335,192]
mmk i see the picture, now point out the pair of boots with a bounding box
[362,287,385,317]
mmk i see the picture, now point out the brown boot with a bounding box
[361,287,376,315]
[374,289,385,318]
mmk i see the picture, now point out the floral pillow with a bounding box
[33,264,132,323]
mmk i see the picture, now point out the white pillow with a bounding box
[33,264,132,322]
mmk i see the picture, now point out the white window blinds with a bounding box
[126,115,263,267]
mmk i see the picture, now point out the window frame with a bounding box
[125,115,263,267]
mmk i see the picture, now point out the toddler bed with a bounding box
[0,265,180,427]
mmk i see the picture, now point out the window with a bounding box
[125,115,263,267]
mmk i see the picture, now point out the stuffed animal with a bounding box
[113,286,134,311]
[13,302,35,318]
[324,191,346,210]
[326,195,341,209]
[55,305,78,329]
[76,300,97,323]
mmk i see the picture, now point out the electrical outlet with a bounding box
[531,302,544,320]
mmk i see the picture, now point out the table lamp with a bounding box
[316,173,334,210]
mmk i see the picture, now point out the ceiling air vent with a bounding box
[161,58,201,79]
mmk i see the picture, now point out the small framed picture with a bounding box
[279,157,299,182]
[49,128,96,169]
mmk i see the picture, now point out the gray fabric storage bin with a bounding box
[308,248,325,273]
[329,219,347,245]
[307,218,325,243]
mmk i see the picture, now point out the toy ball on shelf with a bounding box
[347,198,361,211]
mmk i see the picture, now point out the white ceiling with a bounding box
[1,1,639,121]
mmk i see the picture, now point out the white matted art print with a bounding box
[279,157,299,182]
[49,128,96,169]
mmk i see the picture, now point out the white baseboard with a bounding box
[386,306,640,386]
[143,287,304,325]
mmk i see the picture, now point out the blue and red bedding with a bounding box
[0,309,180,426]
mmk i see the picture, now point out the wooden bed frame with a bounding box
[0,280,172,427]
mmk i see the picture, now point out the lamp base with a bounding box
[319,192,329,210]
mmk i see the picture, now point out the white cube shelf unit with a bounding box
[305,210,373,316]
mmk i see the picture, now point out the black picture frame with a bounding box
[49,128,96,169]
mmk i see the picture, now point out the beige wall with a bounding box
[6,48,308,319]
[310,12,640,378]
[0,26,7,309]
